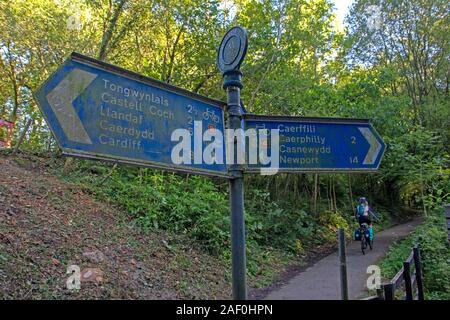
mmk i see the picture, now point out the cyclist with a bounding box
[355,197,380,241]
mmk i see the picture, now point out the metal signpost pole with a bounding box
[218,27,248,300]
[226,71,247,300]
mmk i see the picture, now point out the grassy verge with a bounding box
[380,210,450,299]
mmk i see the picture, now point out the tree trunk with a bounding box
[12,118,33,155]
[98,0,128,61]
[332,175,337,212]
[348,175,353,208]
[165,22,186,83]
[326,176,331,211]
[313,174,318,216]
[420,167,427,217]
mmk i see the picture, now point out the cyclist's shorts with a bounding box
[358,216,372,225]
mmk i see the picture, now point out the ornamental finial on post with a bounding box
[217,26,248,89]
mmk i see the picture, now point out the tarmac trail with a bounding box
[265,220,421,300]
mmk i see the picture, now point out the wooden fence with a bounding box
[364,205,450,300]
[365,243,424,300]
[382,243,424,300]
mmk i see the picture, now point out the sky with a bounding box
[220,0,354,25]
[333,0,354,27]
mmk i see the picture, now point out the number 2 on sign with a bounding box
[350,156,359,164]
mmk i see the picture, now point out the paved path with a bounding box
[265,220,421,300]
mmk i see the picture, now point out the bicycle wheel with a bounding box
[361,237,366,255]
[369,239,373,250]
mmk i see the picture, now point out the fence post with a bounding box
[376,288,384,300]
[384,283,395,300]
[413,245,425,300]
[338,228,349,300]
[403,261,413,300]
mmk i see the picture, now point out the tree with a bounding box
[346,0,450,129]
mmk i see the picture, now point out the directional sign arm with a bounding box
[243,115,386,172]
[46,68,97,144]
[36,54,229,178]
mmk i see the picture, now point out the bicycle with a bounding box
[359,223,373,255]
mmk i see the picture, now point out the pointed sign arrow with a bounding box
[45,68,96,144]
[358,127,382,165]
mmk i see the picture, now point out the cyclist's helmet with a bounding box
[359,197,366,203]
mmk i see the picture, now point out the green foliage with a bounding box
[2,0,448,220]
[64,161,346,258]
[380,126,450,211]
[318,210,350,238]
[244,189,315,251]
[380,212,450,299]
[67,164,230,255]
[2,0,449,297]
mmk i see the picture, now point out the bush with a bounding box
[62,161,344,257]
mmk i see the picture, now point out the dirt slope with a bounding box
[0,154,230,299]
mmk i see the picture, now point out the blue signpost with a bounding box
[35,28,386,301]
[35,52,228,178]
[244,114,385,173]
